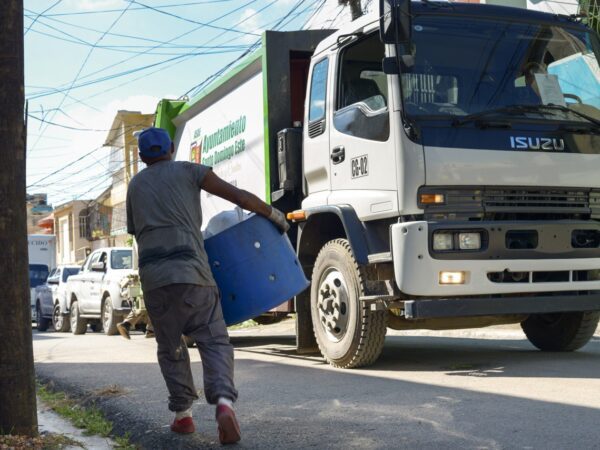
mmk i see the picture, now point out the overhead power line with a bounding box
[24,0,63,35]
[24,0,238,18]
[28,2,134,154]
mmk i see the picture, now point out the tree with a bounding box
[580,0,599,35]
[339,0,364,21]
[0,0,38,437]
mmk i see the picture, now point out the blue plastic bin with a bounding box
[204,215,309,325]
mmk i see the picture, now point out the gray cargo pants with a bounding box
[144,284,238,412]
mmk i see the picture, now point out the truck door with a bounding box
[87,251,107,314]
[328,32,398,220]
[303,56,332,203]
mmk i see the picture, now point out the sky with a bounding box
[24,0,359,207]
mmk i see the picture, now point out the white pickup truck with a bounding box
[66,247,135,335]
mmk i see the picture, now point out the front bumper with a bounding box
[391,221,600,297]
[404,293,600,319]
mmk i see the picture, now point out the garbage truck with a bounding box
[155,0,600,368]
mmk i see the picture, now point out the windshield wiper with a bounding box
[452,104,600,129]
[451,105,537,127]
[526,103,600,128]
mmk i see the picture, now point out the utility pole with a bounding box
[0,0,38,437]
[339,0,364,21]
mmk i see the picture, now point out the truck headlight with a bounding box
[433,232,454,251]
[458,232,482,250]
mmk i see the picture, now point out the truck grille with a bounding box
[419,187,600,221]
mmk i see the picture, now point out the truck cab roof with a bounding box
[313,1,586,57]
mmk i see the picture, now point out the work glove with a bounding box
[268,207,290,234]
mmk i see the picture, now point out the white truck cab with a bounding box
[66,247,135,335]
[157,0,600,368]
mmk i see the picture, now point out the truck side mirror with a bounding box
[379,0,411,45]
[91,262,106,272]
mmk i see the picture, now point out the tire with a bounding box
[310,239,387,368]
[52,303,70,333]
[70,300,87,335]
[521,311,600,351]
[36,303,50,332]
[102,296,119,336]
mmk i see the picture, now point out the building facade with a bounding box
[103,111,154,247]
[53,200,92,265]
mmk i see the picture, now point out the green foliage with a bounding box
[581,0,600,35]
[37,383,137,448]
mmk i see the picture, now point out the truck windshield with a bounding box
[402,15,600,124]
[62,268,80,282]
[111,250,133,270]
[29,264,49,288]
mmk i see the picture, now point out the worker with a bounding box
[116,307,154,339]
[126,127,288,445]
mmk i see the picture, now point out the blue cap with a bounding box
[137,127,172,158]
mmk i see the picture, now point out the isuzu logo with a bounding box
[510,136,565,151]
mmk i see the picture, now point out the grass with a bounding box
[228,319,258,330]
[37,382,137,449]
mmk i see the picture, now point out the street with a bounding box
[33,321,600,449]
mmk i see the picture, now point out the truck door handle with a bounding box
[331,146,345,164]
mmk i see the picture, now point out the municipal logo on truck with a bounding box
[351,155,368,179]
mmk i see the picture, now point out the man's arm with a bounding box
[126,189,135,236]
[201,170,289,232]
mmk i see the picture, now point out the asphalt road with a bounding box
[33,321,600,449]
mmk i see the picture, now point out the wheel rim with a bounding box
[317,269,350,342]
[103,300,112,330]
[36,306,41,323]
[54,306,63,329]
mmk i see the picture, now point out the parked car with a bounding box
[34,265,81,332]
[66,247,135,335]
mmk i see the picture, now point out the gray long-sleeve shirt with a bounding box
[126,160,216,292]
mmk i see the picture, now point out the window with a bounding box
[308,58,329,124]
[401,15,600,120]
[85,252,101,271]
[334,33,390,141]
[62,267,80,282]
[79,211,88,239]
[111,250,133,270]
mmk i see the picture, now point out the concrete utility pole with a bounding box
[339,0,364,20]
[0,0,38,437]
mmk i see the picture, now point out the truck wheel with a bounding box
[310,239,387,368]
[102,296,119,336]
[52,303,70,332]
[521,311,600,351]
[36,304,50,332]
[70,300,87,335]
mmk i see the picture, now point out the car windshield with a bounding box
[402,15,600,123]
[62,268,80,282]
[111,250,133,270]
[29,264,49,287]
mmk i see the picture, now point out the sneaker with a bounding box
[171,416,195,434]
[145,330,155,339]
[216,404,241,445]
[116,322,131,340]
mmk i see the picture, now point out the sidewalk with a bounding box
[37,398,117,450]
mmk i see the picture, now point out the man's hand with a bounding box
[268,207,290,233]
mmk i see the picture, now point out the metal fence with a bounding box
[581,0,600,34]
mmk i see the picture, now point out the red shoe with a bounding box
[216,404,241,445]
[171,416,195,434]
